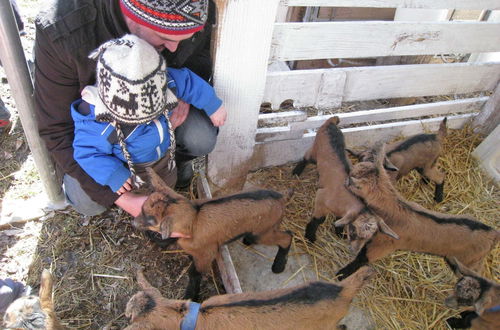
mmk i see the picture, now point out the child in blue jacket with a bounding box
[71,34,225,200]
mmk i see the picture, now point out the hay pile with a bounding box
[247,126,499,329]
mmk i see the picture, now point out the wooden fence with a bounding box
[207,0,500,189]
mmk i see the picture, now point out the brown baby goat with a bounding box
[347,117,447,202]
[336,145,499,280]
[124,267,374,330]
[3,270,64,330]
[134,168,293,301]
[444,258,500,330]
[292,116,398,248]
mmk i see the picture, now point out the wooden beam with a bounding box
[282,0,500,10]
[264,63,500,108]
[473,82,500,135]
[271,21,500,61]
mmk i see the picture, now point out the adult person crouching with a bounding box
[33,0,223,218]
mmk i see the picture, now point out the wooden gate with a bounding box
[207,0,500,189]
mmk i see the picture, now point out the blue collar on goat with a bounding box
[180,302,201,330]
[485,305,500,313]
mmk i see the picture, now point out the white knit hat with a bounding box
[88,34,178,188]
[89,34,178,124]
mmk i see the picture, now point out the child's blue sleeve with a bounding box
[72,105,130,192]
[167,67,222,116]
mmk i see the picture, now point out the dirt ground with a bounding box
[0,1,222,329]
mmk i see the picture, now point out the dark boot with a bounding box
[175,160,194,189]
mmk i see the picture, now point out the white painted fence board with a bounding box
[282,0,500,10]
[264,63,500,107]
[258,110,307,126]
[255,97,486,142]
[291,97,488,131]
[251,114,474,169]
[263,69,346,109]
[207,0,282,188]
[271,22,500,61]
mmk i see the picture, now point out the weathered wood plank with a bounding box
[258,110,307,126]
[271,21,500,61]
[473,82,500,135]
[255,97,486,142]
[264,63,500,107]
[251,114,474,169]
[263,69,346,109]
[282,0,500,10]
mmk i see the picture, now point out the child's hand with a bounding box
[210,106,227,127]
[116,178,133,195]
[170,100,190,129]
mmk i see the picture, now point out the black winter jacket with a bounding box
[34,0,214,207]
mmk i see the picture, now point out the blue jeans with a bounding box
[64,107,218,216]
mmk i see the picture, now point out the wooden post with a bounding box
[207,0,281,191]
[0,0,65,206]
[473,81,500,135]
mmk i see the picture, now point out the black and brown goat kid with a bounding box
[347,117,447,202]
[336,144,499,280]
[444,258,500,330]
[125,267,374,329]
[134,168,293,301]
[292,116,398,248]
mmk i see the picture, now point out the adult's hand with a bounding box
[169,100,190,129]
[210,106,227,127]
[114,192,148,217]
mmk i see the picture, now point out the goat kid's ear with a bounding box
[376,217,399,240]
[448,258,476,278]
[39,269,54,303]
[160,220,171,240]
[475,296,491,316]
[444,295,459,309]
[345,148,361,159]
[147,167,184,200]
[383,157,398,172]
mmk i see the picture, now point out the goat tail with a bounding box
[438,117,448,140]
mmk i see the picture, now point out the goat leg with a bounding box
[184,262,202,302]
[271,231,293,273]
[305,217,326,243]
[434,181,444,203]
[446,310,478,329]
[292,158,309,176]
[336,244,369,281]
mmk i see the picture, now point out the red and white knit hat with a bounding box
[120,0,209,35]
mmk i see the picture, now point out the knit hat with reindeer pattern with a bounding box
[88,34,177,187]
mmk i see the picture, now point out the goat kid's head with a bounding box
[125,270,187,327]
[3,269,54,329]
[346,144,398,200]
[133,168,193,239]
[335,211,399,253]
[444,258,495,315]
[346,148,375,163]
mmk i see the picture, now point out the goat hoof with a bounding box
[272,259,287,273]
[445,317,462,329]
[305,232,316,243]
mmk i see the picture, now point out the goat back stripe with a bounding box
[199,190,283,207]
[203,282,342,311]
[400,201,492,231]
[387,134,436,156]
[326,122,351,175]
